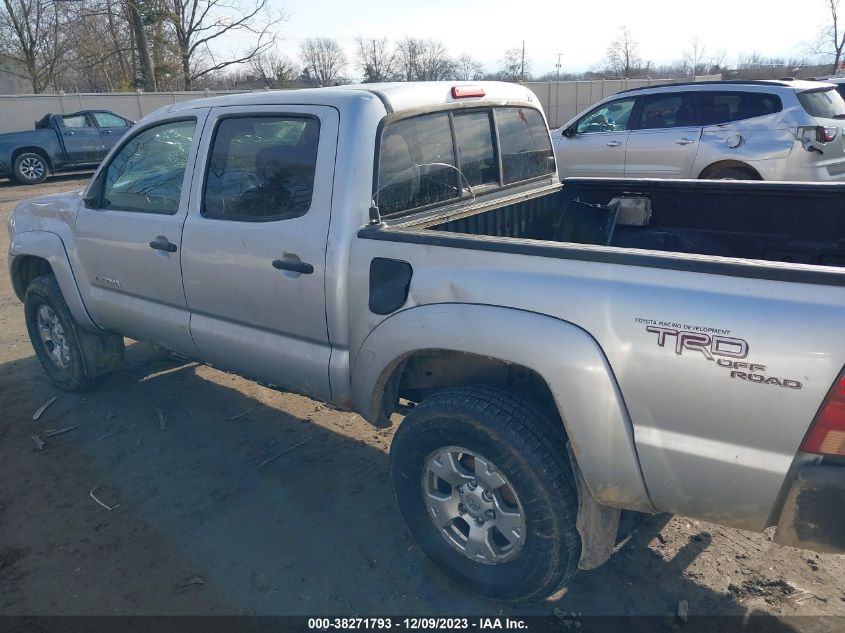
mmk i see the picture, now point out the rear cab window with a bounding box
[798,88,845,120]
[497,107,555,184]
[376,105,553,217]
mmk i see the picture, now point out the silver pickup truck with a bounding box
[7,82,845,602]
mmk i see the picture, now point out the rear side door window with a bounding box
[496,107,555,184]
[203,116,319,221]
[638,93,699,129]
[61,114,92,129]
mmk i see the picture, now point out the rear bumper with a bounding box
[774,464,845,553]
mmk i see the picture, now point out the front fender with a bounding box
[351,303,656,513]
[9,230,98,331]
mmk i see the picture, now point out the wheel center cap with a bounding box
[465,495,481,513]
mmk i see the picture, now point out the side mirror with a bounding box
[562,125,576,138]
[83,172,104,208]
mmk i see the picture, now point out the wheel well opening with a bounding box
[11,255,53,301]
[698,160,761,180]
[383,350,564,431]
[12,147,52,171]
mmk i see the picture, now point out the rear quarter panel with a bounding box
[349,233,845,530]
[0,128,67,169]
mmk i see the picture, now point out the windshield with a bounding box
[798,88,845,119]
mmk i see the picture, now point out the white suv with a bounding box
[554,80,845,181]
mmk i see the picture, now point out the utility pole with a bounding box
[520,40,525,81]
[555,53,563,81]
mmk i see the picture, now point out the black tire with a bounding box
[24,275,124,391]
[13,152,49,185]
[705,166,760,180]
[389,384,581,602]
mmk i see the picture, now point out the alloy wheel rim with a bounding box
[20,157,44,180]
[36,304,71,369]
[422,446,526,565]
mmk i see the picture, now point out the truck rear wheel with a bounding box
[389,384,582,602]
[24,275,124,391]
[13,152,48,185]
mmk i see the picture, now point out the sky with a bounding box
[225,0,834,79]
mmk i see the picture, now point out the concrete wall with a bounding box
[524,75,723,128]
[0,89,255,134]
[0,59,32,95]
[0,77,724,134]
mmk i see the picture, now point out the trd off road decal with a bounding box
[635,318,802,390]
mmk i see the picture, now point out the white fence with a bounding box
[0,89,254,133]
[523,75,722,128]
[0,77,723,134]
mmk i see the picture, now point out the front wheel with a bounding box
[24,275,124,391]
[389,385,582,602]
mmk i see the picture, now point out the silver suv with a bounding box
[554,80,845,181]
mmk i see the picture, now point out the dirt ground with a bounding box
[1,174,844,622]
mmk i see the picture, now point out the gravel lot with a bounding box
[0,175,844,622]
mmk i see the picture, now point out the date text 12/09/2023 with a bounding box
[307,617,530,630]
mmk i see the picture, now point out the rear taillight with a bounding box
[820,126,839,143]
[802,370,845,456]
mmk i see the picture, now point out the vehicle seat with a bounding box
[236,144,315,217]
[675,104,697,126]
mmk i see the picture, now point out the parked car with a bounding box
[809,75,845,100]
[0,110,133,185]
[8,82,845,602]
[554,79,845,181]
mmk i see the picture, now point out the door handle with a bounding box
[149,237,177,253]
[606,141,622,147]
[103,130,113,134]
[64,131,75,136]
[272,259,314,275]
[676,138,696,145]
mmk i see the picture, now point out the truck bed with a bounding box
[423,179,845,271]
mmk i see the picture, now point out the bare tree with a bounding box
[249,50,297,87]
[454,53,484,80]
[393,36,454,81]
[164,0,283,89]
[818,0,845,73]
[683,37,708,76]
[299,37,346,86]
[355,36,395,82]
[0,0,69,92]
[604,27,646,78]
[414,39,453,80]
[498,46,531,81]
[395,36,423,81]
